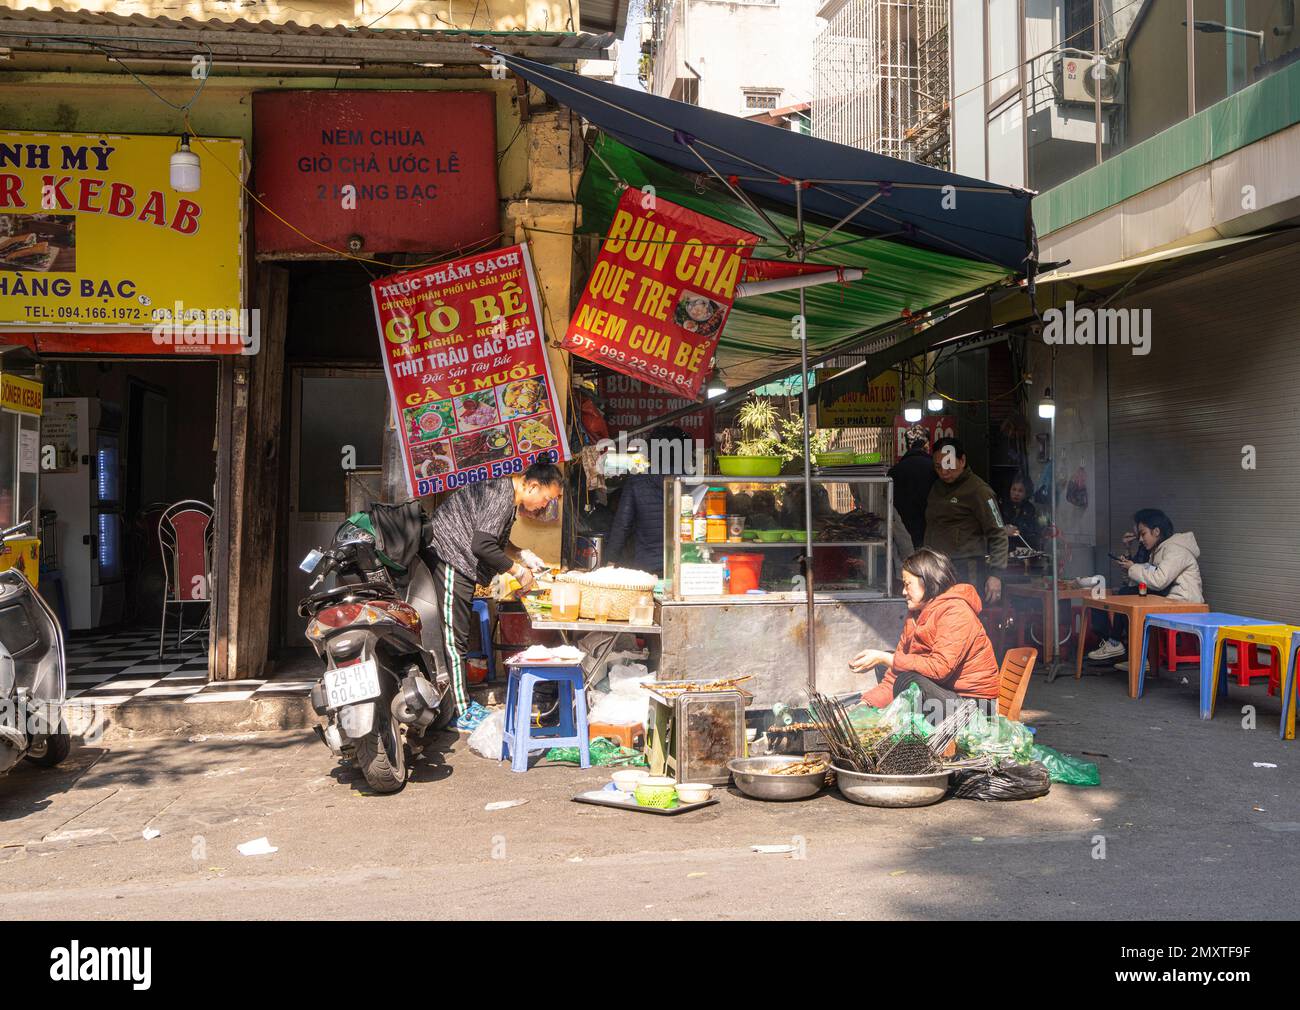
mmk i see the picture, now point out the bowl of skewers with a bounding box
[727,754,829,801]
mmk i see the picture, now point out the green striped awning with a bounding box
[577,135,1012,383]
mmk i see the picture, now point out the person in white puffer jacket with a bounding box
[1087,508,1204,665]
[1125,514,1203,602]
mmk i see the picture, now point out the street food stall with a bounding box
[657,474,906,710]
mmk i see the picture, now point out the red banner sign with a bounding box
[253,91,499,256]
[370,243,570,498]
[893,414,957,457]
[598,373,713,446]
[564,189,759,399]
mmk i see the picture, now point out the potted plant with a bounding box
[716,397,838,476]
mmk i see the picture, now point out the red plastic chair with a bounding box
[1225,639,1278,688]
[158,500,214,658]
[1157,630,1201,672]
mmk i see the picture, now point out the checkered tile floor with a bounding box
[65,628,315,706]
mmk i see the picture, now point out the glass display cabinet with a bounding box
[662,475,895,602]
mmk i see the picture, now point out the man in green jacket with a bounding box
[923,437,1008,602]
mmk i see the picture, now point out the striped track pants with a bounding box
[430,559,476,714]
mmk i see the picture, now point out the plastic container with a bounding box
[716,455,782,477]
[726,515,746,541]
[552,583,581,622]
[723,553,764,595]
[705,487,728,516]
[628,593,655,626]
[706,516,727,543]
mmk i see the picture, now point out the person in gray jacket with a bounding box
[1087,508,1203,664]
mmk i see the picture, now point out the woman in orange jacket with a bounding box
[851,548,1000,712]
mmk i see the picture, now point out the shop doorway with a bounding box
[281,367,389,647]
[39,359,218,690]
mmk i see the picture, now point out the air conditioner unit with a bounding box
[1056,51,1124,105]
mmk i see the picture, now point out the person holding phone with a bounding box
[1086,508,1203,666]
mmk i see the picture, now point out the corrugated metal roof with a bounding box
[0,6,614,59]
[578,0,629,36]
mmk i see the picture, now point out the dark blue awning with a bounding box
[480,47,1036,273]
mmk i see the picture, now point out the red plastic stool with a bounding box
[1157,630,1201,671]
[1225,639,1277,688]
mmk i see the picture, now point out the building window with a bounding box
[743,89,781,111]
[1062,0,1094,52]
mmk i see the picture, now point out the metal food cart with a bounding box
[658,474,907,710]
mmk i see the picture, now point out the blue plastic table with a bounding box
[1136,613,1273,719]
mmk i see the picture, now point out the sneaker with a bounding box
[1088,639,1125,662]
[1115,660,1149,674]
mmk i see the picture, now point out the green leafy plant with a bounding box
[725,394,838,462]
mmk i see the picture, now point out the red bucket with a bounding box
[723,553,764,594]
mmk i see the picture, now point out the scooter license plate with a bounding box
[323,660,381,708]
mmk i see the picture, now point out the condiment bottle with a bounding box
[1138,582,1148,596]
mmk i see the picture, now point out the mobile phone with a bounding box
[1108,553,1127,562]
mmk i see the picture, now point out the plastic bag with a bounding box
[847,682,933,739]
[951,759,1051,801]
[1032,744,1100,786]
[588,689,650,727]
[545,737,647,767]
[467,709,506,760]
[606,662,651,694]
[956,710,1036,763]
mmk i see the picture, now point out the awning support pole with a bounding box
[796,182,817,694]
[803,192,882,255]
[684,141,798,257]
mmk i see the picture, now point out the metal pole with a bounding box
[796,183,817,691]
[1049,357,1060,675]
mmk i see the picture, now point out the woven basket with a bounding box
[557,572,656,621]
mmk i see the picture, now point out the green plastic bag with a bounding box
[1032,744,1100,786]
[847,682,933,739]
[545,737,647,767]
[956,710,1036,763]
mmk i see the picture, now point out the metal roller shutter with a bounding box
[1107,241,1300,623]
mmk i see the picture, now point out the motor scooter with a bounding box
[298,503,451,793]
[0,520,70,775]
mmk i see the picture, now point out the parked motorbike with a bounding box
[0,520,71,776]
[298,503,451,793]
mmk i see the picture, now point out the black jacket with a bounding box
[607,474,667,575]
[888,448,937,547]
[1001,498,1039,549]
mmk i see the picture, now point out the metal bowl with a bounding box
[833,764,951,808]
[727,756,827,801]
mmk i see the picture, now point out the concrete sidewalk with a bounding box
[1,666,1296,920]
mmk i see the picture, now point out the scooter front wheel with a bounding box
[26,732,71,768]
[353,716,407,794]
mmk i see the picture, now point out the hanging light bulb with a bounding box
[926,392,944,413]
[170,134,200,193]
[903,398,923,423]
[1038,387,1056,419]
[705,367,728,399]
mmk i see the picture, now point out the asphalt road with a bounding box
[2,666,1297,920]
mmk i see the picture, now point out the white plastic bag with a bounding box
[468,709,507,760]
[607,661,651,695]
[588,688,650,727]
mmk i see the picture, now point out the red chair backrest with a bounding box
[166,508,211,599]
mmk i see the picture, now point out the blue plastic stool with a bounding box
[501,661,590,773]
[467,599,496,683]
[1136,613,1273,718]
